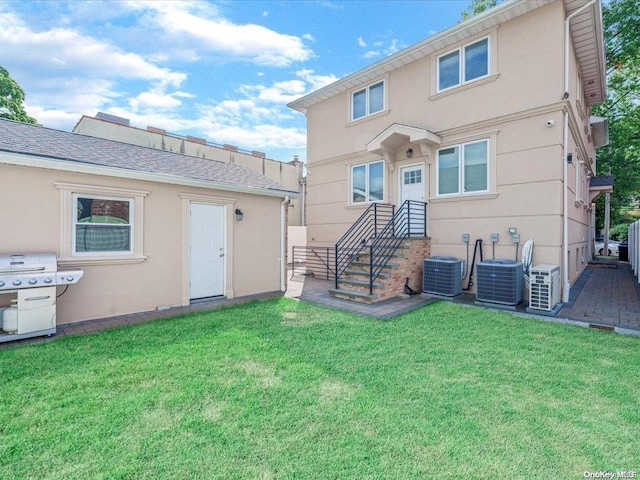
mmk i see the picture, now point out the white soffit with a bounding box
[565,0,606,106]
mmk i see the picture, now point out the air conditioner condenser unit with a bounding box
[528,264,561,311]
[423,256,463,297]
[475,259,524,306]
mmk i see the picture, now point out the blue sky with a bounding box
[0,1,469,162]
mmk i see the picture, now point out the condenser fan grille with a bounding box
[423,256,463,296]
[475,259,523,305]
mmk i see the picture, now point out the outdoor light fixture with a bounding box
[567,153,573,164]
[406,148,413,158]
[235,208,244,221]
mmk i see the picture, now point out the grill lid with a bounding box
[0,252,58,274]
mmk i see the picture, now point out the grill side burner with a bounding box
[0,252,83,343]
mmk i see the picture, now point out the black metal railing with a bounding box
[367,200,427,293]
[334,203,396,288]
[291,246,335,280]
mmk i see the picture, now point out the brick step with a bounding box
[328,288,378,304]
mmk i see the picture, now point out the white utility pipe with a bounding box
[280,195,290,292]
[562,0,596,303]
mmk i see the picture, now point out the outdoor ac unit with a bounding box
[528,264,561,311]
[475,259,524,306]
[423,256,463,296]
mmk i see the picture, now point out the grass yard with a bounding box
[1,298,639,479]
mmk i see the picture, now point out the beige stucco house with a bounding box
[0,118,297,324]
[288,0,611,304]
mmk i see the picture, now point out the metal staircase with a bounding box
[332,200,427,302]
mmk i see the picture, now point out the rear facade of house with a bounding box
[289,0,609,303]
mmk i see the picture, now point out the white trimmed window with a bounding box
[352,81,385,121]
[74,194,133,254]
[437,139,489,196]
[56,183,148,265]
[437,37,489,92]
[351,161,384,203]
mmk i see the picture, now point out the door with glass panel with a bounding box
[399,164,426,236]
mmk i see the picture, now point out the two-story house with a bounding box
[288,0,610,305]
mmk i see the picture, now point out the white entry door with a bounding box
[190,203,225,299]
[399,164,426,237]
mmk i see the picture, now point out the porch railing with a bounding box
[291,246,335,280]
[334,203,395,288]
[367,200,427,293]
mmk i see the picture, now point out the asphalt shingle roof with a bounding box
[590,175,614,187]
[0,118,296,195]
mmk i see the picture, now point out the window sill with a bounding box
[347,109,390,127]
[430,73,500,101]
[58,255,148,267]
[430,192,498,203]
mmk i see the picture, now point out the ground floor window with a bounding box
[56,182,148,265]
[74,195,132,253]
[351,161,384,203]
[437,139,489,196]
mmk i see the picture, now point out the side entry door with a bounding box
[189,203,225,299]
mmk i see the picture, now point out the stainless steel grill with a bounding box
[0,252,83,342]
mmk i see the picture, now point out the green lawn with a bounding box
[1,299,639,479]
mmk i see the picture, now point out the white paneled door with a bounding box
[190,203,225,299]
[399,164,426,237]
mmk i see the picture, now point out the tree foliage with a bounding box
[460,0,500,21]
[0,66,37,124]
[592,0,640,228]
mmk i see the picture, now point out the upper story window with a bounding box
[352,160,384,203]
[437,38,489,92]
[437,139,489,196]
[352,81,384,121]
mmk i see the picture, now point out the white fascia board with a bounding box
[0,151,299,199]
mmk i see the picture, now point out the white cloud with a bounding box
[360,38,406,60]
[358,36,367,47]
[295,69,338,91]
[0,9,189,130]
[0,2,317,157]
[0,15,185,86]
[128,2,313,67]
[129,89,195,112]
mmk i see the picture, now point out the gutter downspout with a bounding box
[280,196,290,292]
[562,0,596,303]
